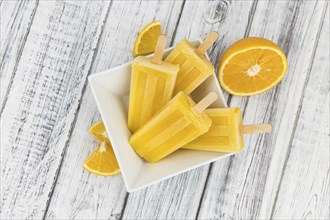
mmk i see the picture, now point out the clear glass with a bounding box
[203,0,231,24]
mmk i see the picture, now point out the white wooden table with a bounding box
[1,0,329,219]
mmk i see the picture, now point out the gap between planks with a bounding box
[195,1,328,219]
[195,0,259,218]
[1,1,112,218]
[270,3,329,218]
[43,1,189,219]
[42,1,114,219]
[0,0,39,114]
[116,0,187,218]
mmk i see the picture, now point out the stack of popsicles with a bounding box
[128,33,272,163]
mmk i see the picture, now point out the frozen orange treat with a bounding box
[183,108,272,152]
[165,32,218,95]
[128,35,179,132]
[130,92,218,162]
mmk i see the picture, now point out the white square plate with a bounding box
[89,39,233,192]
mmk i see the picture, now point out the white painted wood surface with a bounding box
[1,1,329,219]
[0,0,38,108]
[272,6,329,219]
[1,1,110,218]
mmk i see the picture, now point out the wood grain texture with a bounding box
[124,167,209,219]
[197,1,328,219]
[0,0,329,219]
[272,5,329,219]
[45,1,186,219]
[122,1,257,219]
[0,1,110,219]
[0,0,38,108]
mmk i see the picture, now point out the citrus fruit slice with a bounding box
[88,121,108,142]
[218,37,288,96]
[83,141,120,176]
[85,121,120,176]
[133,20,161,57]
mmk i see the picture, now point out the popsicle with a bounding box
[165,32,218,95]
[128,35,179,132]
[183,108,272,152]
[130,92,218,162]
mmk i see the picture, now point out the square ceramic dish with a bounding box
[89,39,233,192]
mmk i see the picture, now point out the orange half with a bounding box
[218,37,288,96]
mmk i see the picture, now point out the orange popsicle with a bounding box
[183,108,272,152]
[130,92,218,162]
[128,35,179,132]
[165,32,218,95]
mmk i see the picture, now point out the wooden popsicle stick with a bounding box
[193,92,218,114]
[241,124,272,134]
[151,35,167,64]
[195,31,218,57]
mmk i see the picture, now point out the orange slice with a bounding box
[83,141,120,176]
[218,37,288,96]
[88,121,108,142]
[84,121,120,176]
[133,20,161,57]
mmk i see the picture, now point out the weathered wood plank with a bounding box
[0,1,110,219]
[0,0,38,108]
[122,1,258,219]
[45,1,186,219]
[2,1,328,219]
[272,5,329,219]
[197,1,328,219]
